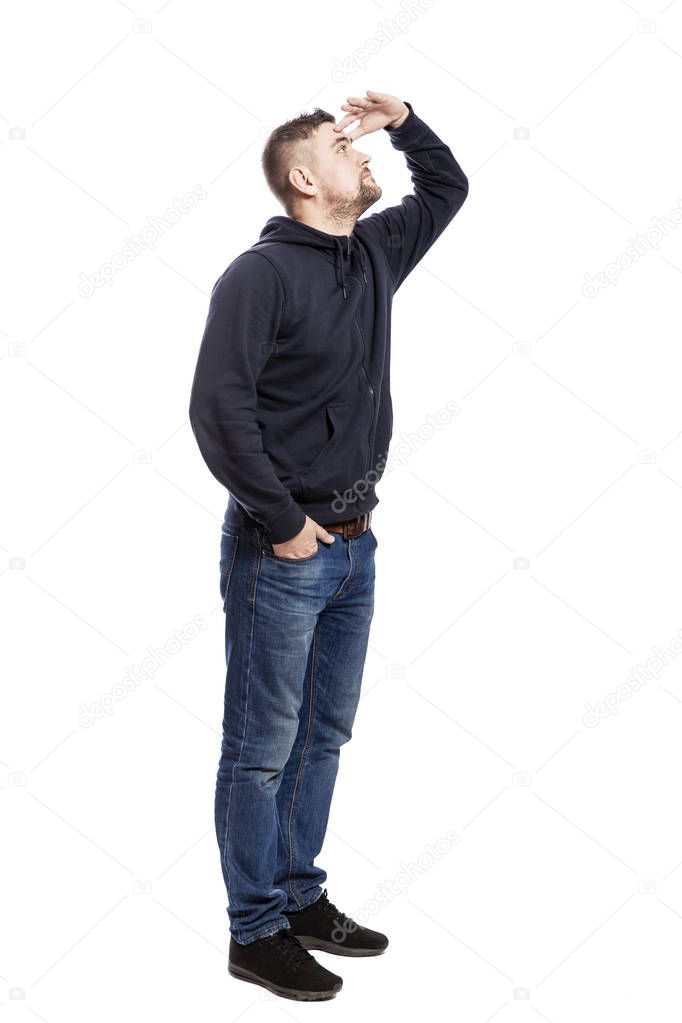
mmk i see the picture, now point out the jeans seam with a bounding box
[220,532,239,612]
[287,619,320,908]
[249,533,262,603]
[223,574,257,917]
[300,889,324,911]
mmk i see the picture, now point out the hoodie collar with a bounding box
[252,215,367,300]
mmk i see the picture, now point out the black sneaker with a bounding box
[284,888,389,956]
[228,927,343,1001]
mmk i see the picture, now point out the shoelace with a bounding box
[275,930,315,971]
[312,889,350,929]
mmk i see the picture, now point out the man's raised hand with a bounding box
[333,90,409,140]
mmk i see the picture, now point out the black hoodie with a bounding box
[189,101,468,543]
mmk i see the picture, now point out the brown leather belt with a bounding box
[324,511,372,540]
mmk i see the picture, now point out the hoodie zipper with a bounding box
[353,317,374,481]
[351,254,375,481]
[348,239,374,480]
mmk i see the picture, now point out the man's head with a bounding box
[261,107,382,226]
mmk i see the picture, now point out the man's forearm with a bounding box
[358,100,468,288]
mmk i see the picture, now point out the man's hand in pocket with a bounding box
[271,516,336,560]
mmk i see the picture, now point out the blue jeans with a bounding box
[215,518,376,945]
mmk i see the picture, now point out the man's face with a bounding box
[295,120,382,222]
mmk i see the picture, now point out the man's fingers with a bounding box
[335,91,389,131]
[333,111,361,131]
[334,110,370,133]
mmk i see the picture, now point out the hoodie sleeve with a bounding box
[358,100,469,291]
[188,252,307,544]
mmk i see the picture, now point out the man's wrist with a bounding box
[386,102,410,130]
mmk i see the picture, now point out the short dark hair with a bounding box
[261,108,335,215]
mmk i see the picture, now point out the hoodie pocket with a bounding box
[298,402,368,503]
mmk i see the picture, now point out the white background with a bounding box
[3,0,682,1018]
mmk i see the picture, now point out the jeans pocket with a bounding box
[219,529,239,612]
[258,524,321,563]
[273,547,320,562]
[266,542,321,563]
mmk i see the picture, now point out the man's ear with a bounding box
[288,164,317,200]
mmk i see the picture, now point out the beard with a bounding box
[318,175,382,226]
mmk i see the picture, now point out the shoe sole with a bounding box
[294,936,388,957]
[228,962,342,1001]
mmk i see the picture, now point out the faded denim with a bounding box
[215,519,376,944]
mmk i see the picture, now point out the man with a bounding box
[189,90,468,1001]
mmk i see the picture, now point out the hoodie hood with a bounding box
[252,215,367,300]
